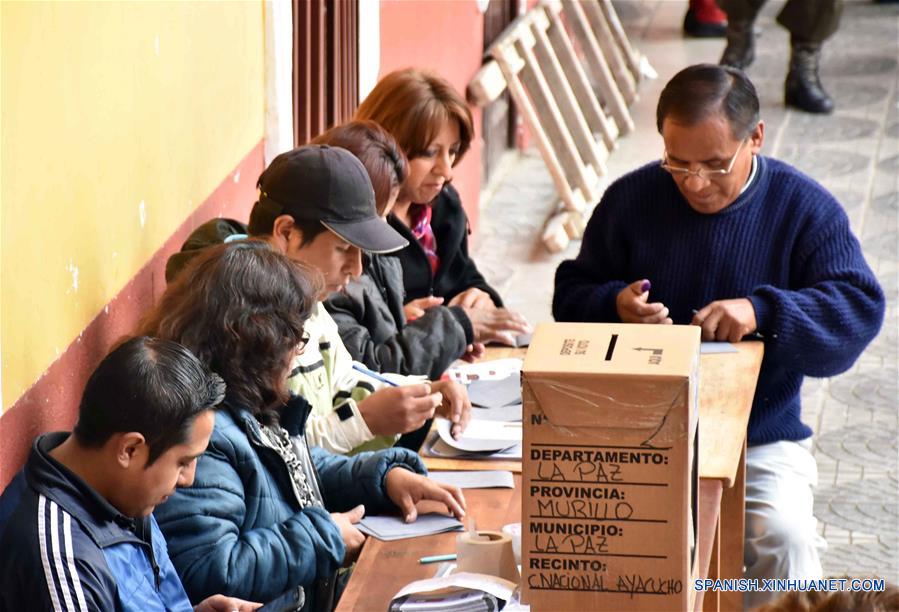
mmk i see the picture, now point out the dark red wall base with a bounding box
[0,139,265,489]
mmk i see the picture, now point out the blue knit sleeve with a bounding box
[747,205,885,378]
[553,184,628,322]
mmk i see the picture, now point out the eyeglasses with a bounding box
[296,331,311,353]
[661,139,747,180]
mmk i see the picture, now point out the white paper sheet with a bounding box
[446,358,523,384]
[428,470,514,489]
[423,433,523,461]
[470,403,522,422]
[357,513,463,542]
[467,376,521,409]
[436,418,521,453]
[700,342,739,354]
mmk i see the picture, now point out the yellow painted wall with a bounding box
[1,2,265,410]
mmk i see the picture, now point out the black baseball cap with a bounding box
[255,145,408,254]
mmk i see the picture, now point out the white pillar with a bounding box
[358,0,381,104]
[264,0,295,164]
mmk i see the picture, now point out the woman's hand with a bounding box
[385,468,466,522]
[429,379,471,438]
[403,296,444,321]
[461,342,486,363]
[330,504,367,565]
[448,288,494,310]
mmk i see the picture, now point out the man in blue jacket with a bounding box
[554,64,885,608]
[0,336,260,611]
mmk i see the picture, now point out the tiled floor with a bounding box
[474,0,899,582]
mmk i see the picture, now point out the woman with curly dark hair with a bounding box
[139,240,465,609]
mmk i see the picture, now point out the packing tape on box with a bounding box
[456,530,521,583]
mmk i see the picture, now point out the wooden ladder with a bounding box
[469,0,646,252]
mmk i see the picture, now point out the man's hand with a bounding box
[462,307,532,345]
[330,504,367,566]
[358,384,443,436]
[461,342,486,363]
[194,594,261,612]
[404,296,444,321]
[385,468,466,522]
[448,287,494,310]
[430,380,471,438]
[692,298,758,342]
[616,279,673,325]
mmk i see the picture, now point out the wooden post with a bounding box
[581,0,637,103]
[560,0,634,135]
[491,38,587,213]
[600,0,644,84]
[514,28,595,205]
[530,10,608,184]
[542,2,619,151]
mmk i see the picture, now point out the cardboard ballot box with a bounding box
[521,323,700,611]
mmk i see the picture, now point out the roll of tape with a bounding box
[456,530,521,583]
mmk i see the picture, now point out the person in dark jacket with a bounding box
[0,336,260,611]
[166,146,474,452]
[140,240,466,608]
[553,65,885,608]
[355,69,530,364]
[318,121,529,379]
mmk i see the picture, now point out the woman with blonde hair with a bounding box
[355,69,530,361]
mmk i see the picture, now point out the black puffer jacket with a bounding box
[389,184,503,306]
[324,252,473,379]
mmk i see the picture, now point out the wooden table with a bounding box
[337,342,764,611]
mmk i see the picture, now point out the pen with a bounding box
[693,309,764,339]
[419,553,457,564]
[352,363,399,387]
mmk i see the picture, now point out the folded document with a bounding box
[357,513,463,542]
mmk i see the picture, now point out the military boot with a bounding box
[719,20,755,70]
[785,43,834,114]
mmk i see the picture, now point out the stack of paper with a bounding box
[446,358,522,384]
[390,573,516,612]
[357,513,463,542]
[389,588,500,611]
[423,433,522,461]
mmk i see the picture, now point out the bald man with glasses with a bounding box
[553,64,884,608]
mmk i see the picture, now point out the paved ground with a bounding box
[474,0,898,583]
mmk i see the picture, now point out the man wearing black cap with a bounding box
[166,145,471,456]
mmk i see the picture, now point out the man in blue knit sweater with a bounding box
[553,64,884,607]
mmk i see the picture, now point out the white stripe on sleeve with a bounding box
[37,495,64,612]
[62,512,89,612]
[50,500,76,612]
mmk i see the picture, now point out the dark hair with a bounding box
[137,240,320,425]
[355,68,473,163]
[247,197,328,247]
[311,121,409,215]
[656,64,759,139]
[73,336,226,465]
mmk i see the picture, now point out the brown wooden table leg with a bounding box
[695,478,723,612]
[718,440,746,611]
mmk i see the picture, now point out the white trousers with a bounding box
[743,438,827,609]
